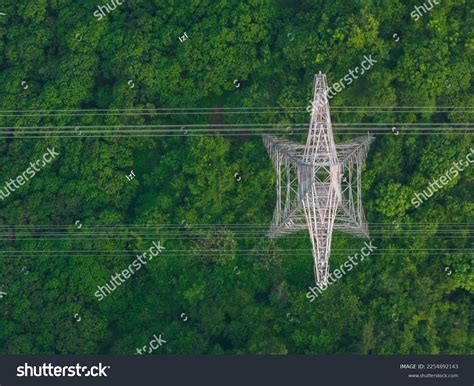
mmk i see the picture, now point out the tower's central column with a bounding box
[301,73,341,284]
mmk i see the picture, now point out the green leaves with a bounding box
[0,0,472,356]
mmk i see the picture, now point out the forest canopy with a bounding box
[0,0,472,355]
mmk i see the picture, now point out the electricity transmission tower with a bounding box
[263,73,374,285]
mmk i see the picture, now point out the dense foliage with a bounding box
[0,0,472,354]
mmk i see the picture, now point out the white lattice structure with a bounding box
[264,73,374,285]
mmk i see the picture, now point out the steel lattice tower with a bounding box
[263,73,374,285]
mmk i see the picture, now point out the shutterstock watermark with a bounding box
[135,333,167,355]
[410,0,440,21]
[306,240,377,302]
[0,147,59,201]
[17,362,109,377]
[95,240,165,301]
[307,54,377,113]
[411,148,474,208]
[93,0,125,21]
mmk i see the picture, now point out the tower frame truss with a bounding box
[264,73,374,285]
